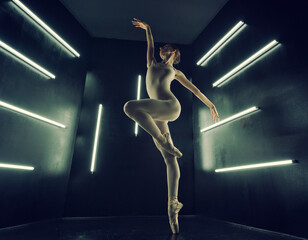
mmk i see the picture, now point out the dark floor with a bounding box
[0,215,306,240]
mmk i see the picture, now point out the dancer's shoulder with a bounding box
[147,57,157,68]
[173,67,181,78]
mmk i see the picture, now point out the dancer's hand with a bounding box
[131,18,149,30]
[210,104,220,123]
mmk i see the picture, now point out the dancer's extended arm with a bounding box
[175,70,220,122]
[131,18,155,68]
[145,26,156,68]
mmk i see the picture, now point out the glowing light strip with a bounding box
[215,160,294,172]
[213,40,279,87]
[135,75,142,136]
[12,0,80,57]
[0,40,55,78]
[197,21,246,66]
[0,100,66,128]
[0,163,34,171]
[200,106,259,133]
[137,75,141,100]
[91,104,103,173]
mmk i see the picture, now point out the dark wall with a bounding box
[0,0,90,228]
[64,38,195,216]
[191,0,308,238]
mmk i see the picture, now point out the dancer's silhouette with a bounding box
[124,18,220,234]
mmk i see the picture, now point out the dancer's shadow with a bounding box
[166,233,186,240]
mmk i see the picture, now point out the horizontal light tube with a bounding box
[0,100,66,128]
[213,40,279,87]
[200,106,259,133]
[12,0,80,57]
[135,75,142,136]
[215,160,294,172]
[0,163,34,171]
[197,21,245,66]
[91,104,103,173]
[0,40,55,78]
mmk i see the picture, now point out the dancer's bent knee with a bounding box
[123,101,137,117]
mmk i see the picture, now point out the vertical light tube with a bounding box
[197,21,246,66]
[91,104,103,173]
[135,75,142,136]
[11,0,80,57]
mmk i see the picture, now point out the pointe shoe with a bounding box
[157,132,183,158]
[168,198,184,234]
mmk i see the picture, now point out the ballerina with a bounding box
[124,18,220,234]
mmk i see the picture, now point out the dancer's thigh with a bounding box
[125,98,180,121]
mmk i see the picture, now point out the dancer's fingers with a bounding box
[132,21,142,27]
[132,22,140,27]
[211,109,219,123]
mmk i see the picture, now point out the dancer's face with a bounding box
[159,45,176,60]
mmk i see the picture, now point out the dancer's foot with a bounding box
[168,196,183,234]
[156,132,183,158]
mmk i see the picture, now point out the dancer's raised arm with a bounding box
[175,70,220,123]
[132,18,156,68]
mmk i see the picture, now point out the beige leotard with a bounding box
[146,62,179,103]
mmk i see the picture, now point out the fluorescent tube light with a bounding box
[213,40,279,87]
[200,106,259,133]
[0,40,55,79]
[135,75,142,136]
[197,21,246,66]
[0,100,66,128]
[215,160,294,172]
[91,104,103,173]
[0,163,34,171]
[12,0,80,57]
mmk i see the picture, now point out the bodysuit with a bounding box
[146,62,178,102]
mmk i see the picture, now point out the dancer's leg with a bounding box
[123,99,182,157]
[123,100,163,139]
[152,120,183,234]
[152,120,180,197]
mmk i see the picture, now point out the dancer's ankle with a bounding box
[168,195,178,203]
